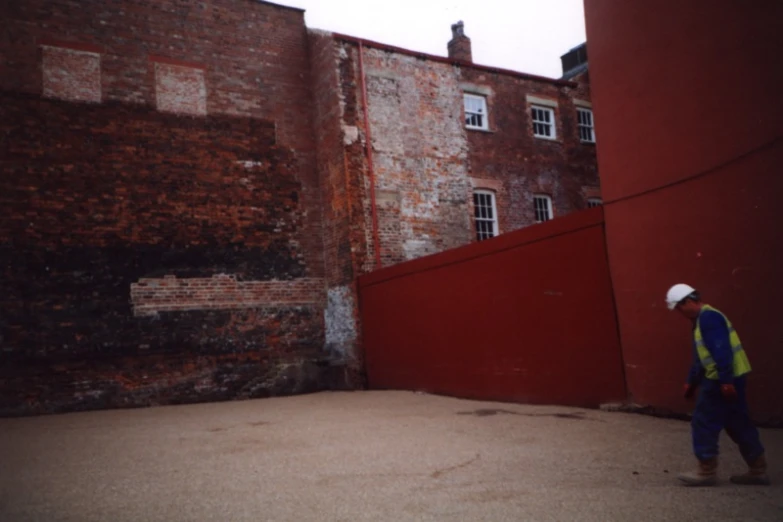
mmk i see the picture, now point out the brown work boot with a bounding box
[730,454,771,486]
[678,458,718,486]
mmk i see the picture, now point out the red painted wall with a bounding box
[358,209,626,408]
[585,0,783,422]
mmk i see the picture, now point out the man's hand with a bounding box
[720,384,737,401]
[683,384,697,400]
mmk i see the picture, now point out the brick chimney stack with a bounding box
[448,21,472,62]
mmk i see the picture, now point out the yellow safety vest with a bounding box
[694,305,751,380]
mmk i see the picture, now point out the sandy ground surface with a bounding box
[0,390,781,522]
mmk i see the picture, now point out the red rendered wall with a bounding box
[585,0,783,422]
[358,209,626,408]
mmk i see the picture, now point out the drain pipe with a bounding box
[357,40,383,269]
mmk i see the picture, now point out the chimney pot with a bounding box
[451,21,465,38]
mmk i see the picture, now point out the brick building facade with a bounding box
[314,24,599,270]
[1,0,598,415]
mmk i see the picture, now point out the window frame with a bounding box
[464,93,489,131]
[577,107,596,143]
[587,197,603,208]
[533,194,554,223]
[531,105,557,140]
[473,189,499,241]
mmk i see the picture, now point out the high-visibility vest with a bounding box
[694,305,752,380]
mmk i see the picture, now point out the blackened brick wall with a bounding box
[0,93,330,415]
[0,0,338,416]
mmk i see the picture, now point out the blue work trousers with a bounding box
[692,376,765,463]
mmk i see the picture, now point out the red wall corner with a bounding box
[359,209,627,408]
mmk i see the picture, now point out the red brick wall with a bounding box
[359,208,626,408]
[2,0,310,125]
[1,0,323,276]
[331,35,600,269]
[448,37,473,62]
[461,69,599,235]
[131,276,325,316]
[310,31,352,288]
[338,39,474,266]
[308,31,366,380]
[0,0,337,416]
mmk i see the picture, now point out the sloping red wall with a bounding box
[585,0,783,423]
[358,209,626,408]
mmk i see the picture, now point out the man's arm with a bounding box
[687,350,704,387]
[699,310,734,384]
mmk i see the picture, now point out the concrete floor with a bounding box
[0,391,781,522]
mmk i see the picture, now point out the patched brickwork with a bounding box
[154,61,207,115]
[328,34,599,267]
[131,276,325,316]
[323,286,358,359]
[41,45,101,103]
[344,42,474,267]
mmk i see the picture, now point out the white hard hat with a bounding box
[666,283,697,310]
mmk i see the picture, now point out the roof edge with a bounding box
[331,32,577,88]
[561,62,589,81]
[255,0,305,13]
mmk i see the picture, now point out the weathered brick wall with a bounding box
[309,29,356,362]
[338,40,474,267]
[1,0,323,276]
[308,31,367,385]
[461,68,599,234]
[0,0,336,416]
[332,36,599,266]
[0,92,333,415]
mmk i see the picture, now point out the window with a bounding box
[577,108,595,143]
[587,198,603,208]
[533,195,553,223]
[473,191,498,241]
[464,94,488,130]
[531,106,556,139]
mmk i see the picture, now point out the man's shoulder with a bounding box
[699,307,729,329]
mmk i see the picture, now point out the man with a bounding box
[665,284,770,486]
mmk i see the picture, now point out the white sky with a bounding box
[272,0,587,79]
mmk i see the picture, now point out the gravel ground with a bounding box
[0,390,781,521]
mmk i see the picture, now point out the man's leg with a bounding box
[679,381,724,486]
[726,377,770,485]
